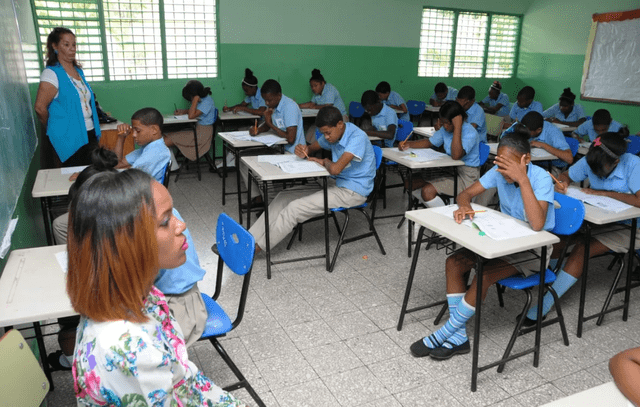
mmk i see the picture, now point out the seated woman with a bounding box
[67,169,245,406]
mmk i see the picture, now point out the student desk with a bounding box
[0,245,74,390]
[32,168,76,245]
[242,155,331,279]
[540,381,631,407]
[98,120,135,156]
[400,205,559,392]
[381,148,465,257]
[487,143,558,162]
[424,105,441,126]
[300,108,320,118]
[217,131,287,225]
[578,141,591,156]
[164,115,204,181]
[572,187,640,337]
[552,123,578,133]
[412,127,436,138]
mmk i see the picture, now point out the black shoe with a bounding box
[240,197,263,210]
[47,350,72,371]
[516,313,546,328]
[410,338,434,358]
[211,244,219,255]
[429,341,471,360]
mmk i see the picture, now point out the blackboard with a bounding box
[0,0,38,242]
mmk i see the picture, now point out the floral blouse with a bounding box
[73,286,245,407]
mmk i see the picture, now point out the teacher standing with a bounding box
[35,27,101,167]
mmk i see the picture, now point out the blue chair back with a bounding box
[349,101,364,118]
[161,160,171,188]
[406,100,426,116]
[564,136,579,157]
[315,128,322,140]
[479,142,490,166]
[552,192,585,236]
[627,135,640,155]
[396,119,414,142]
[216,213,255,275]
[372,145,383,170]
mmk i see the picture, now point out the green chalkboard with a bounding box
[0,0,38,241]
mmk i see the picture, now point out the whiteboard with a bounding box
[581,10,640,105]
[0,0,38,241]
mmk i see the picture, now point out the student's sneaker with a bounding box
[429,341,471,360]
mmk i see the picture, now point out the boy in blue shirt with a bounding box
[456,86,487,143]
[361,90,398,148]
[248,106,375,252]
[376,81,409,122]
[508,86,543,123]
[573,109,625,142]
[430,82,458,107]
[519,111,573,173]
[114,107,171,183]
[479,81,510,117]
[411,129,555,360]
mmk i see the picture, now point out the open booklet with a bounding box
[430,204,538,241]
[566,187,633,213]
[223,131,286,146]
[257,155,325,174]
[389,147,448,162]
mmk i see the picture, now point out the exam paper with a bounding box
[553,123,570,129]
[430,205,537,240]
[389,147,447,162]
[173,114,189,120]
[566,188,633,213]
[55,251,68,274]
[251,135,286,147]
[222,131,252,141]
[258,155,300,165]
[60,165,88,175]
[300,109,320,115]
[277,161,324,174]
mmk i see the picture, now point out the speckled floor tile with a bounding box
[394,381,464,407]
[302,341,363,376]
[345,331,405,365]
[284,319,341,350]
[368,354,436,394]
[513,383,565,406]
[273,378,340,407]
[323,310,379,340]
[254,350,317,390]
[551,369,603,398]
[322,366,391,406]
[240,327,298,361]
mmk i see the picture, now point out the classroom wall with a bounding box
[518,0,640,131]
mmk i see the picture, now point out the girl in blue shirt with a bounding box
[223,68,267,116]
[542,88,586,127]
[299,69,347,117]
[479,81,510,117]
[523,133,640,326]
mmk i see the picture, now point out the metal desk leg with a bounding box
[323,178,330,271]
[623,218,637,321]
[193,123,201,181]
[236,149,243,225]
[534,246,547,367]
[407,170,414,258]
[263,181,272,279]
[398,225,425,330]
[577,223,592,338]
[222,142,228,205]
[471,254,484,392]
[41,197,54,246]
[453,167,459,203]
[33,321,54,391]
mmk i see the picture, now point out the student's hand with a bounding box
[117,123,132,137]
[399,141,412,151]
[222,105,231,112]
[530,140,547,149]
[191,95,200,104]
[264,108,273,124]
[249,126,258,136]
[451,114,463,130]
[232,106,244,114]
[554,181,568,194]
[454,205,474,223]
[308,157,324,165]
[582,187,606,196]
[69,172,79,182]
[494,153,528,185]
[434,118,442,131]
[295,144,309,159]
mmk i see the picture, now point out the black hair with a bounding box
[46,27,80,68]
[243,68,258,87]
[434,82,448,94]
[375,81,391,93]
[499,124,531,155]
[457,86,476,101]
[586,132,627,178]
[592,109,612,126]
[131,107,164,131]
[310,69,325,83]
[315,106,343,128]
[559,87,576,106]
[261,79,282,95]
[68,148,119,202]
[439,101,468,122]
[361,90,379,107]
[517,86,535,100]
[182,80,211,102]
[520,111,544,132]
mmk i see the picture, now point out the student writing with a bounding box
[572,108,625,142]
[456,86,487,143]
[518,111,574,173]
[430,82,458,107]
[360,90,398,148]
[223,68,267,116]
[376,81,409,121]
[479,81,510,117]
[508,85,543,123]
[542,87,586,127]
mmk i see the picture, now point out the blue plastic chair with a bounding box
[627,135,640,155]
[479,141,490,167]
[161,160,171,188]
[199,213,265,407]
[406,100,426,124]
[495,193,584,372]
[380,119,413,208]
[551,136,579,168]
[349,101,365,126]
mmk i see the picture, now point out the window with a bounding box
[418,8,521,78]
[28,0,218,82]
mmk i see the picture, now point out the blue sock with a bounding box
[526,269,578,320]
[424,298,475,348]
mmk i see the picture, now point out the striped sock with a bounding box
[424,297,475,349]
[526,269,578,320]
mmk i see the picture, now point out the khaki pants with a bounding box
[165,284,208,348]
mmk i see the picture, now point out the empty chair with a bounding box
[406,100,426,124]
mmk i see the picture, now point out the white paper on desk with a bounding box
[530,148,548,157]
[566,188,633,213]
[277,161,324,174]
[258,155,300,165]
[60,165,88,175]
[55,251,68,274]
[553,123,569,129]
[300,109,319,115]
[223,131,252,141]
[174,114,189,120]
[251,135,286,147]
[580,141,591,149]
[390,148,447,162]
[236,111,252,116]
[414,127,436,136]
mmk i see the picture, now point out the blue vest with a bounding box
[47,64,101,162]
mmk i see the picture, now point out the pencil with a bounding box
[548,171,562,184]
[303,150,310,159]
[465,210,486,215]
[254,119,257,134]
[400,132,412,149]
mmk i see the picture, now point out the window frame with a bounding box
[418,6,523,79]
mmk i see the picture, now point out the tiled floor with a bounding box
[42,167,640,406]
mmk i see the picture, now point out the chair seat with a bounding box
[331,203,367,212]
[200,293,232,338]
[498,269,557,290]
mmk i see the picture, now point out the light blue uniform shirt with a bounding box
[542,103,586,122]
[312,83,347,116]
[154,209,206,294]
[317,122,376,197]
[430,86,458,103]
[480,163,555,231]
[481,92,510,116]
[126,138,171,183]
[383,91,410,122]
[532,122,572,168]
[465,102,487,143]
[509,100,543,122]
[371,104,398,148]
[244,88,266,109]
[430,122,480,167]
[196,95,216,125]
[272,94,305,153]
[575,119,624,142]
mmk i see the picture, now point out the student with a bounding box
[248,106,375,252]
[610,346,640,405]
[411,129,555,359]
[542,87,586,127]
[573,109,625,142]
[114,107,171,183]
[376,81,409,121]
[519,111,573,172]
[299,69,348,143]
[430,82,458,107]
[508,86,543,122]
[360,90,398,148]
[479,81,510,117]
[165,80,216,162]
[456,86,487,143]
[400,101,480,206]
[68,169,245,406]
[222,68,267,116]
[523,133,640,326]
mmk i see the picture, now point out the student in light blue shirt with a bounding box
[479,81,510,116]
[361,90,398,148]
[456,86,487,143]
[519,111,573,171]
[115,107,171,183]
[376,81,409,121]
[223,68,267,116]
[299,69,347,117]
[509,86,543,122]
[542,87,586,127]
[430,82,458,107]
[410,130,554,359]
[572,109,625,142]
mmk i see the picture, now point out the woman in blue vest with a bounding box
[35,27,101,167]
